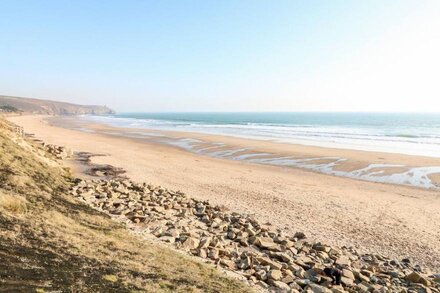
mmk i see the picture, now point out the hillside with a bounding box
[0,117,249,292]
[0,95,114,115]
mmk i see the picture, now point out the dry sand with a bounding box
[8,115,440,269]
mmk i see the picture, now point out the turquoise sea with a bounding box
[84,112,440,158]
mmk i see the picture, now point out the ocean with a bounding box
[83,112,440,158]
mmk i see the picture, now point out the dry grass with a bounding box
[0,117,251,293]
[0,192,27,215]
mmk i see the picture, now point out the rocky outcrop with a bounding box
[0,95,114,115]
[70,178,440,293]
[44,144,72,160]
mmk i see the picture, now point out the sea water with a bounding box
[83,112,440,158]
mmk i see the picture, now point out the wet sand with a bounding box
[8,114,440,269]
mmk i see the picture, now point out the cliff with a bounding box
[0,95,115,115]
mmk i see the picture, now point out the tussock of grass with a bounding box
[0,192,27,215]
[102,274,118,283]
[0,117,250,293]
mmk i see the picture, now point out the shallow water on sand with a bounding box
[58,117,440,190]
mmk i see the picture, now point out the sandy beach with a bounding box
[8,114,440,269]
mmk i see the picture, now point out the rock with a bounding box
[237,256,252,270]
[198,248,207,258]
[220,259,236,269]
[281,274,295,284]
[356,273,370,283]
[342,269,355,280]
[256,280,269,288]
[419,276,431,287]
[296,279,311,288]
[314,244,331,253]
[208,248,219,260]
[387,270,403,279]
[330,286,346,293]
[271,280,290,291]
[361,269,374,277]
[340,276,354,287]
[335,256,351,266]
[268,269,283,281]
[198,237,211,249]
[164,228,180,238]
[272,252,294,263]
[71,178,437,293]
[159,236,175,243]
[153,206,165,213]
[405,272,431,286]
[356,282,371,292]
[306,283,332,293]
[304,269,321,283]
[248,275,257,283]
[255,270,267,281]
[289,281,302,291]
[256,256,283,270]
[294,232,306,239]
[254,237,277,249]
[181,237,200,250]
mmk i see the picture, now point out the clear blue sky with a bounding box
[1,1,439,112]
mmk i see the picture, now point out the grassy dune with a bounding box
[0,117,249,292]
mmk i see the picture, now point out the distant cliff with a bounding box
[0,95,115,115]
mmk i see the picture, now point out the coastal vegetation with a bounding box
[0,117,249,292]
[0,105,20,112]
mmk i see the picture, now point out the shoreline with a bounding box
[7,114,440,269]
[83,113,440,159]
[80,112,440,158]
[49,115,440,190]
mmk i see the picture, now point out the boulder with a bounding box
[254,237,277,249]
[335,256,351,266]
[356,282,371,292]
[208,248,219,260]
[340,276,354,287]
[256,256,283,270]
[342,269,355,280]
[271,280,290,291]
[272,252,294,263]
[296,279,311,288]
[306,283,332,293]
[330,286,346,293]
[294,232,306,239]
[220,259,236,269]
[255,270,267,281]
[181,237,200,250]
[405,272,431,286]
[159,236,175,243]
[268,269,283,281]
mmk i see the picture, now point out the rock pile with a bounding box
[70,178,439,293]
[44,144,71,160]
[13,125,24,137]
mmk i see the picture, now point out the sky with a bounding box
[1,0,440,112]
